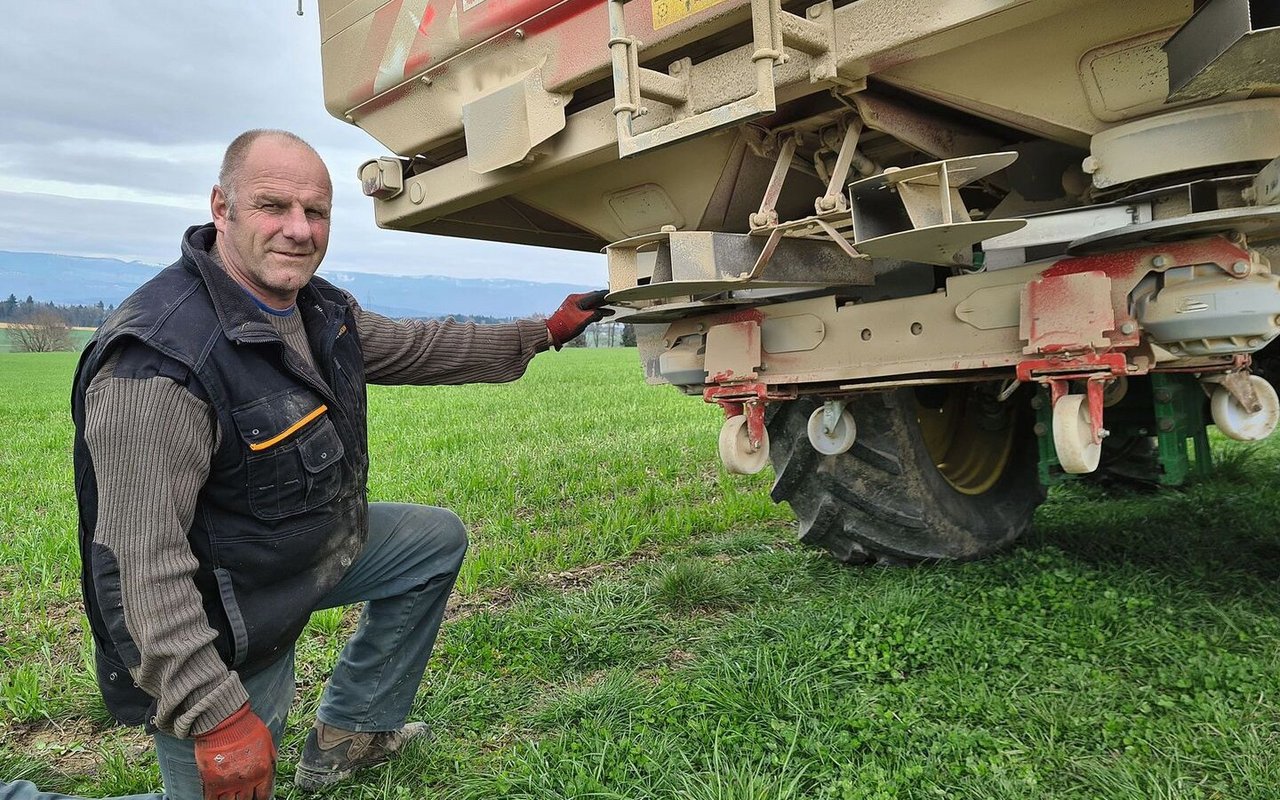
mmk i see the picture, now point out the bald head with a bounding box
[218,129,331,215]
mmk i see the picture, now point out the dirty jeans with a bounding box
[1,503,467,800]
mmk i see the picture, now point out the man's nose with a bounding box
[281,204,311,241]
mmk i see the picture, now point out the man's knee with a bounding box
[403,505,467,562]
[432,507,469,560]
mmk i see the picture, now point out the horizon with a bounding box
[0,247,599,286]
[0,250,595,319]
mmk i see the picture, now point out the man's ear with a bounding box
[211,185,230,233]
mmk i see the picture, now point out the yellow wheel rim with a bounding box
[915,385,1016,496]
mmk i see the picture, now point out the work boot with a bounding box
[294,720,431,791]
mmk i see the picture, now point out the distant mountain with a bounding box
[0,251,593,319]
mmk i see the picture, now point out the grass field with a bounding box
[2,349,1279,799]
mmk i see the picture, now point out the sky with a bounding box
[0,2,607,284]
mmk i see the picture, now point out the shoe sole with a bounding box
[294,722,433,792]
[294,762,352,792]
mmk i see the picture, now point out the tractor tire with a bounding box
[766,386,1044,563]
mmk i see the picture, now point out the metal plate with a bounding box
[854,220,1026,266]
[848,152,1019,194]
[607,279,845,304]
[614,299,759,324]
[1067,206,1280,255]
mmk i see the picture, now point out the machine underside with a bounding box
[322,0,1280,561]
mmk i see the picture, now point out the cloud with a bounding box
[0,2,608,285]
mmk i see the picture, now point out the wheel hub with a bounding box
[915,386,1016,495]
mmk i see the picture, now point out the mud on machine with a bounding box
[318,0,1280,562]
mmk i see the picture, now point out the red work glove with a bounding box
[194,703,277,800]
[546,289,615,349]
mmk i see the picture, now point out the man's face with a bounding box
[211,136,332,309]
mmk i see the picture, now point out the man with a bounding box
[69,129,610,800]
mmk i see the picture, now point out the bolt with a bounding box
[660,224,677,232]
[670,61,682,74]
[1154,388,1173,403]
[420,75,433,86]
[514,28,525,39]
[1137,428,1148,435]
[1120,321,1137,335]
[696,323,705,332]
[807,4,823,17]
[1249,337,1263,348]
[1152,255,1169,268]
[1158,418,1175,432]
[1033,422,1048,436]
[818,195,837,211]
[749,212,769,227]
[860,328,872,341]
[1082,155,1100,174]
[1098,428,1110,439]
[1232,261,1250,276]
[910,322,923,335]
[663,339,671,348]
[1030,395,1044,410]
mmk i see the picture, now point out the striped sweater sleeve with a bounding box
[352,298,551,385]
[83,354,248,738]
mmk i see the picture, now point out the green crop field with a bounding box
[2,349,1279,799]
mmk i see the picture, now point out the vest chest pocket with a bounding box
[233,394,346,521]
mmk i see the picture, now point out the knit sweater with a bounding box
[82,253,549,738]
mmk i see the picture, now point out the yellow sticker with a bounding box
[652,0,731,30]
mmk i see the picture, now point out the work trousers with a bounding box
[1,502,467,800]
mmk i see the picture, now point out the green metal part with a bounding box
[1034,373,1212,487]
[1032,389,1067,487]
[1149,373,1213,486]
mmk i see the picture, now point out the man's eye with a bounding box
[261,203,282,212]
[306,209,329,220]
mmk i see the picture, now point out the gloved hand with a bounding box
[546,289,615,349]
[194,703,277,800]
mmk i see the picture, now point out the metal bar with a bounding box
[746,226,786,279]
[637,68,688,107]
[818,121,862,212]
[753,135,799,228]
[813,217,870,278]
[619,91,775,158]
[778,10,830,56]
[607,0,637,142]
[939,160,952,225]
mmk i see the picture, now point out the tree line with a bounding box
[1,296,637,354]
[2,294,112,327]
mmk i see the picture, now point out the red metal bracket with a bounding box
[1044,375,1110,445]
[1016,351,1128,384]
[1041,236,1252,282]
[1021,353,1125,447]
[703,383,795,450]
